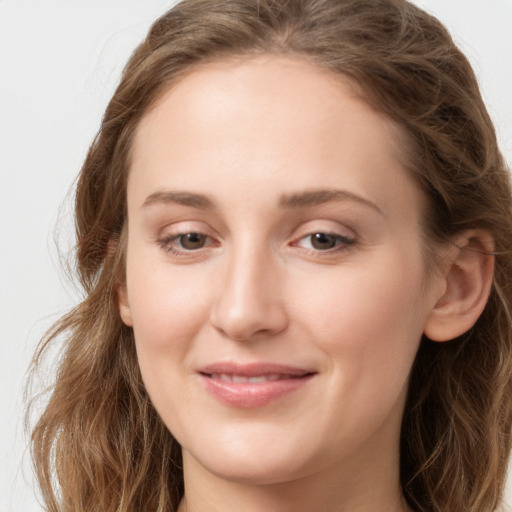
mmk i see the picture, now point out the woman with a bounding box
[29,0,512,511]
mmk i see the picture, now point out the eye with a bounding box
[158,231,215,255]
[295,232,355,252]
[176,232,208,250]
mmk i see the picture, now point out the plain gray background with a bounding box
[1,1,511,510]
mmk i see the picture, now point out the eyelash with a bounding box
[157,231,356,257]
[293,232,355,254]
[158,232,217,256]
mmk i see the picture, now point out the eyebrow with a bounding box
[142,191,215,210]
[279,189,384,215]
[141,188,383,215]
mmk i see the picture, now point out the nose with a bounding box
[209,245,288,342]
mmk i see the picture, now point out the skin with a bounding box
[119,55,458,512]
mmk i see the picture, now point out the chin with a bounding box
[181,428,317,486]
[195,451,311,486]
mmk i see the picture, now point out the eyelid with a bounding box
[292,231,355,251]
[157,220,217,239]
[292,220,356,240]
[158,232,219,257]
[155,220,358,257]
[289,220,358,256]
[156,221,220,256]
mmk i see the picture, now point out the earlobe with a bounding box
[118,284,133,327]
[423,230,494,342]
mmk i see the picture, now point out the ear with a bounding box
[118,284,133,327]
[108,235,133,328]
[423,230,494,342]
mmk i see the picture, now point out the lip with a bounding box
[197,362,316,408]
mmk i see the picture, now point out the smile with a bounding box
[197,363,316,408]
[209,373,298,383]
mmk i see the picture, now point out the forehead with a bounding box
[129,55,420,219]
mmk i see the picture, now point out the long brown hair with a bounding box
[29,1,512,510]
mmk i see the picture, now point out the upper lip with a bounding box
[198,362,315,377]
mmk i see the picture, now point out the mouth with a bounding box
[197,363,316,408]
[205,373,304,383]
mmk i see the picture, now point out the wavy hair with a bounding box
[29,0,512,510]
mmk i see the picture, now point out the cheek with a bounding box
[125,250,212,356]
[125,257,212,421]
[292,251,427,384]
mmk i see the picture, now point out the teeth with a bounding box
[210,373,287,383]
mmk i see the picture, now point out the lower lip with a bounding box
[199,374,314,408]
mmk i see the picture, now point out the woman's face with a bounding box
[120,56,444,487]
